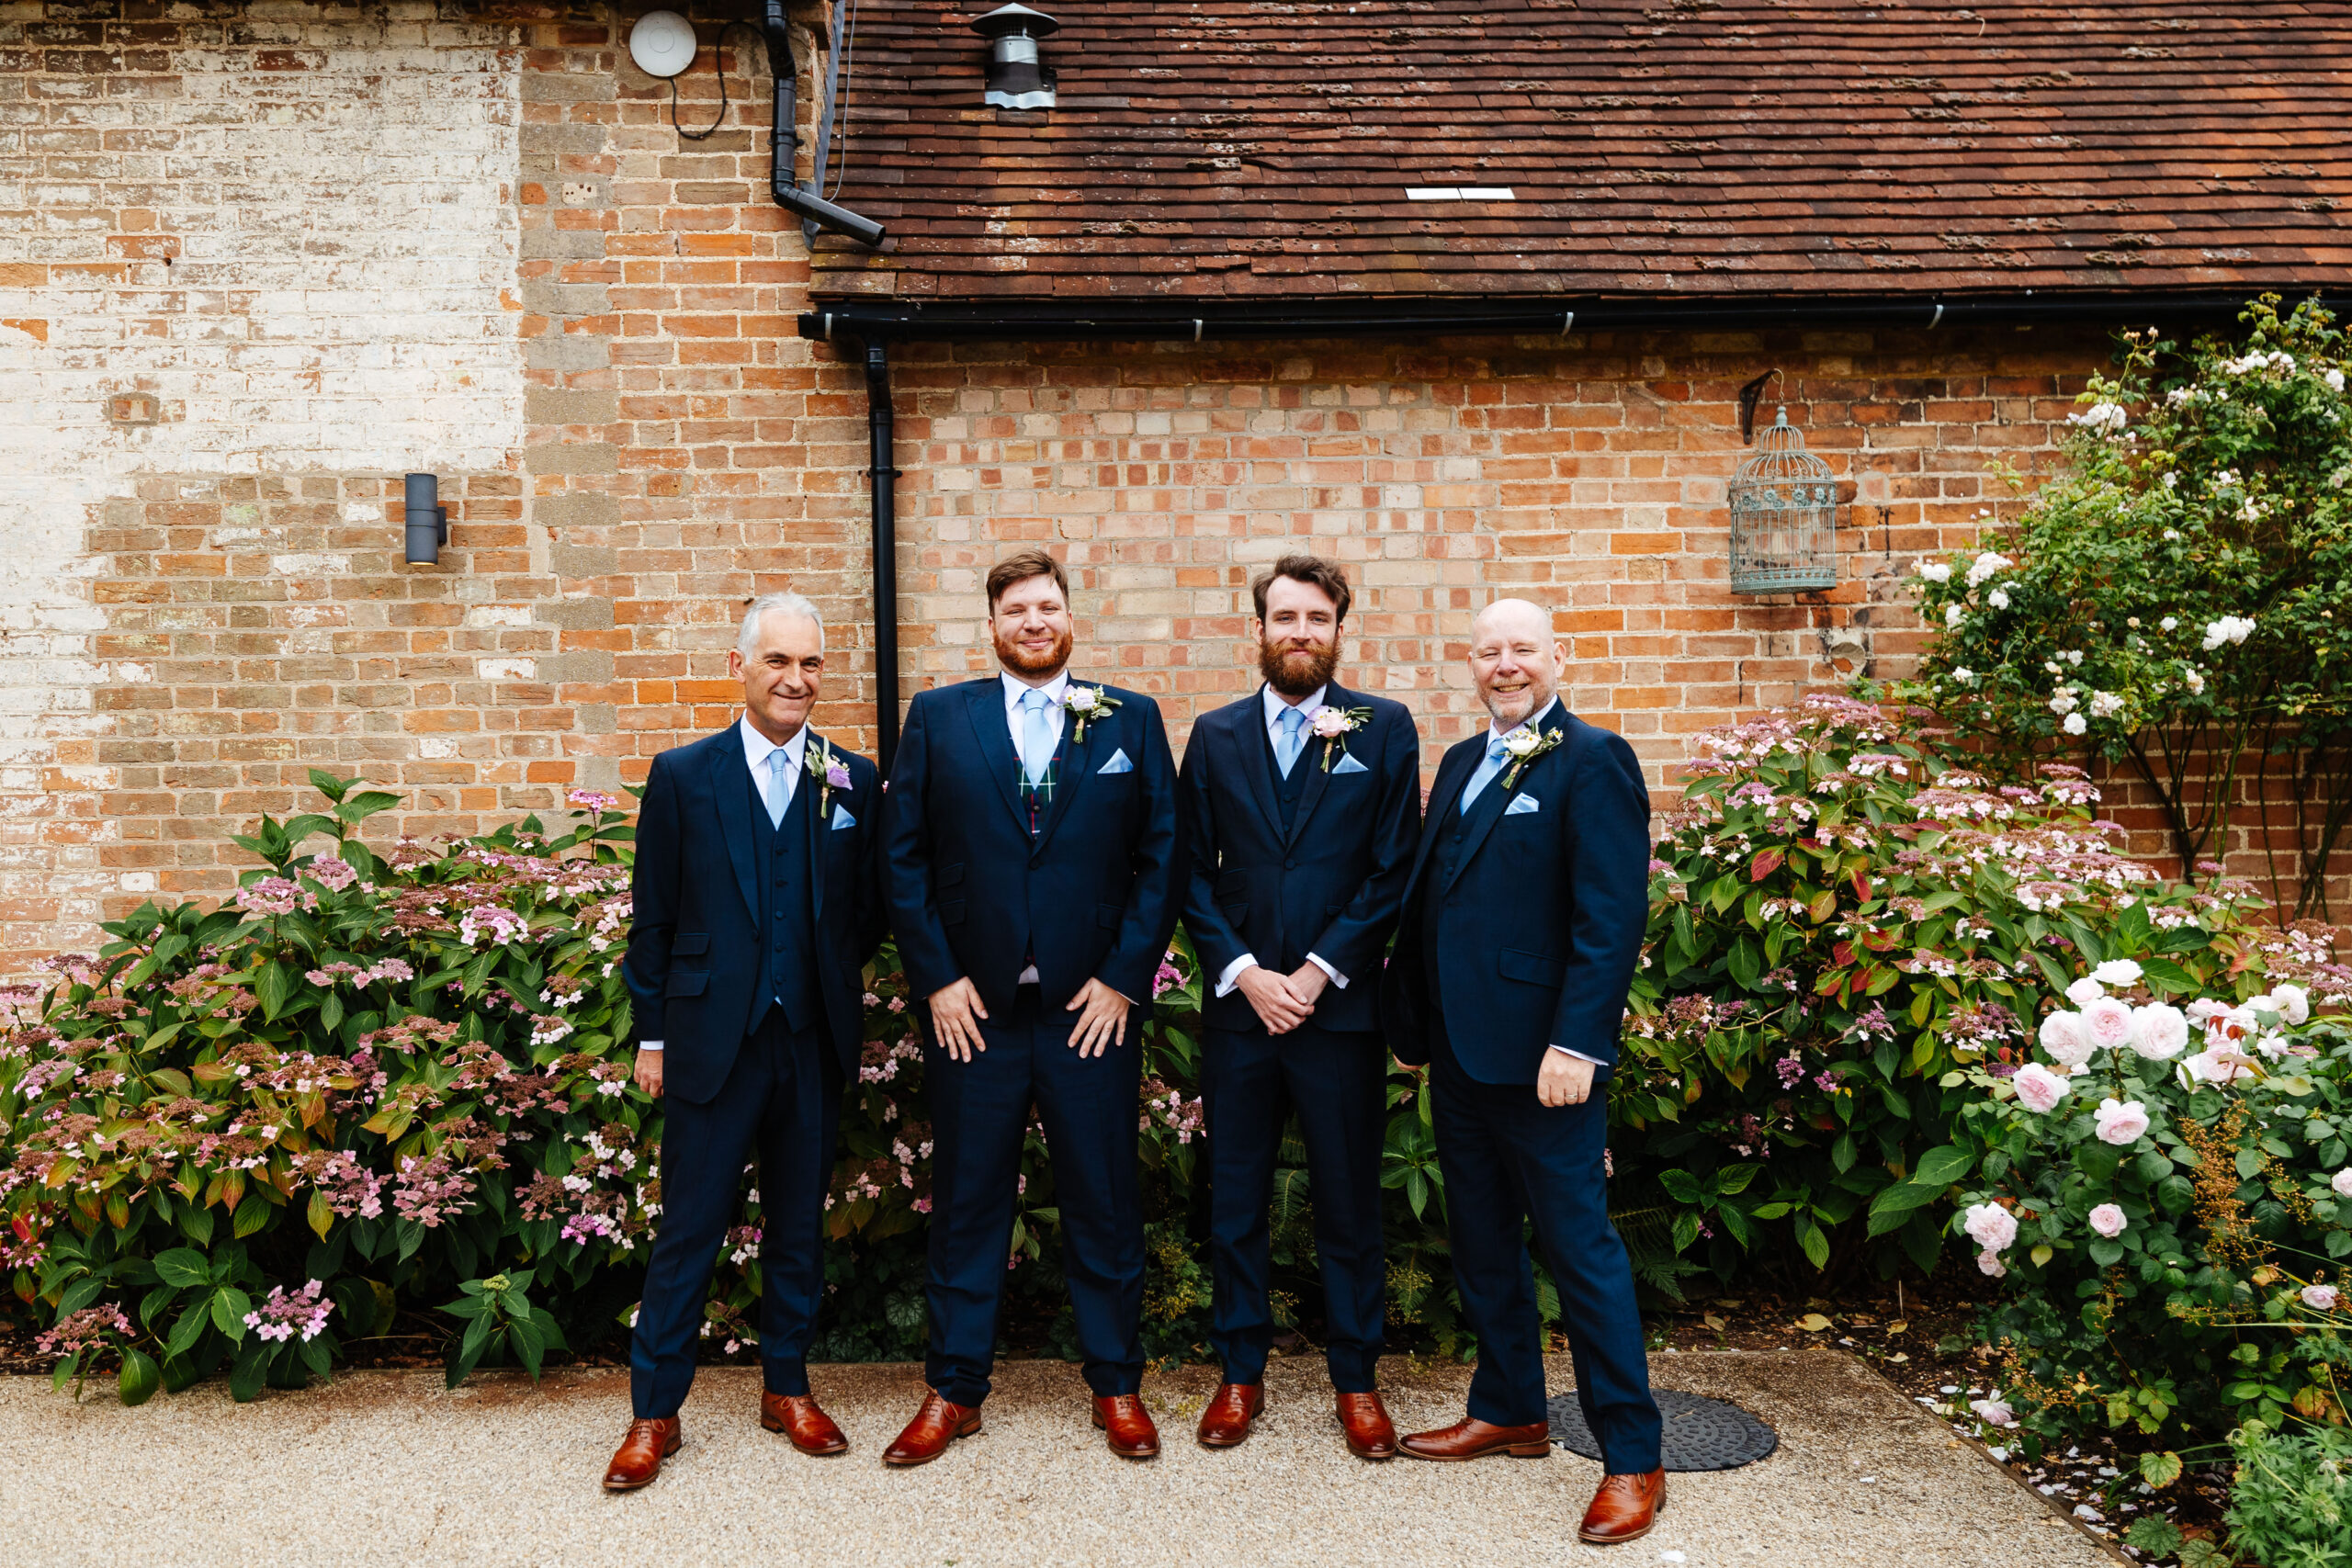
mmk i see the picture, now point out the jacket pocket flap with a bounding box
[939,861,967,889]
[671,932,711,956]
[1096,902,1123,931]
[1498,948,1567,987]
[1214,868,1251,899]
[664,972,709,998]
[939,899,967,927]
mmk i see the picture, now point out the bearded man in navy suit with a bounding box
[1177,554,1419,1459]
[1382,598,1667,1546]
[879,548,1183,1464]
[604,592,886,1492]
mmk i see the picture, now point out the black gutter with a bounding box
[761,0,886,248]
[864,342,903,773]
[801,290,2331,344]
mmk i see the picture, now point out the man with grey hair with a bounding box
[605,591,886,1491]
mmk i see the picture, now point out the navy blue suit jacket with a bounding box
[1179,682,1421,1035]
[1382,708,1651,1083]
[883,677,1184,1020]
[622,725,886,1103]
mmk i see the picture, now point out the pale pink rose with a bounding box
[2130,1003,2189,1061]
[2038,1010,2094,1068]
[2082,997,2135,1052]
[1962,1201,2018,1253]
[2065,976,2108,1007]
[2271,984,2312,1026]
[1969,1397,2018,1427]
[2182,1046,2256,1086]
[2331,1168,2352,1199]
[1977,1250,2007,1278]
[1309,707,1350,739]
[2305,1285,2340,1312]
[2010,1063,2068,1114]
[2087,1203,2127,1238]
[2093,1097,2152,1145]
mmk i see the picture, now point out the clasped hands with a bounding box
[1235,961,1329,1034]
[928,976,1132,1062]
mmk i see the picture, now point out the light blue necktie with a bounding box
[765,749,792,829]
[1458,736,1512,815]
[1274,705,1306,778]
[1020,688,1057,785]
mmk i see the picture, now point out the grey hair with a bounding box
[738,591,825,655]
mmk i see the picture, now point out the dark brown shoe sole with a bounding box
[601,1433,683,1492]
[881,1413,982,1467]
[1397,1438,1553,1461]
[760,1412,850,1456]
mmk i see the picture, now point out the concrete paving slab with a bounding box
[4,1349,2114,1567]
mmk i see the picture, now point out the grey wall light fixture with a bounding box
[404,473,448,566]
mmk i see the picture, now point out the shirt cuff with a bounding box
[639,1040,664,1052]
[1548,1044,1604,1066]
[1216,954,1258,998]
[1305,953,1348,989]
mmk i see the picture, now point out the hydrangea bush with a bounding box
[1901,295,2352,919]
[1617,694,2293,1289]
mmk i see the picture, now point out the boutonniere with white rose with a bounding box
[1498,724,1563,790]
[1309,705,1374,772]
[1063,683,1122,744]
[803,734,853,817]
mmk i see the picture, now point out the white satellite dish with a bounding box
[628,10,698,79]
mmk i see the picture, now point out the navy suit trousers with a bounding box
[1430,1037,1662,1472]
[924,987,1145,1406]
[1202,1021,1387,1390]
[630,1011,841,1418]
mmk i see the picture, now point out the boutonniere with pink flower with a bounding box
[1498,724,1564,790]
[803,734,853,817]
[1309,705,1374,771]
[1063,683,1122,744]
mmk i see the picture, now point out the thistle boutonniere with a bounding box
[1309,704,1374,771]
[1498,724,1563,790]
[1063,683,1122,744]
[803,734,853,818]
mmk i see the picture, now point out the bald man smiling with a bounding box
[1379,598,1667,1545]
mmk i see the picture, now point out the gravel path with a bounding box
[6,1349,2116,1567]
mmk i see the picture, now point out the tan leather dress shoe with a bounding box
[761,1391,849,1455]
[884,1391,983,1467]
[1578,1467,1668,1544]
[1335,1391,1397,1461]
[1092,1393,1161,1459]
[1195,1382,1263,1448]
[602,1416,682,1491]
[1396,1416,1552,1461]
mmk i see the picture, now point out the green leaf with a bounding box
[232,1192,274,1239]
[2137,1450,2184,1489]
[227,1340,268,1404]
[1911,1145,1974,1188]
[1866,1181,1944,1220]
[1796,1220,1830,1270]
[1657,1168,1703,1204]
[153,1247,209,1290]
[255,961,296,1022]
[307,768,352,804]
[118,1348,161,1407]
[1715,1163,1762,1195]
[1728,935,1762,993]
[210,1287,253,1342]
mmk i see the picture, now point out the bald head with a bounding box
[1467,598,1566,730]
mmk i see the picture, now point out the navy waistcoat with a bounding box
[746,765,821,1035]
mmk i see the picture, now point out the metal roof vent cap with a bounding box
[970,4,1058,110]
[1727,407,1840,594]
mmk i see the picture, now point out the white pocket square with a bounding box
[1505,794,1541,816]
[831,804,856,829]
[1330,750,1370,776]
[1098,749,1135,775]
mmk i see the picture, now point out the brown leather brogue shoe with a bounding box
[1335,1391,1398,1461]
[760,1391,849,1456]
[1195,1382,1263,1449]
[1092,1393,1161,1459]
[1396,1415,1552,1461]
[883,1391,983,1467]
[1578,1467,1668,1545]
[602,1416,682,1492]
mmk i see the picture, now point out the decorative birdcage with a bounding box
[1728,407,1839,593]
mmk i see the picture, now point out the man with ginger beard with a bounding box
[1176,554,1420,1457]
[878,547,1183,1463]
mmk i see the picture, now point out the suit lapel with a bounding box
[1283,681,1351,847]
[1232,689,1284,840]
[1030,686,1097,856]
[710,727,762,927]
[961,679,1030,835]
[1440,729,1559,897]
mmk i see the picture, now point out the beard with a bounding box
[1260,637,1340,698]
[995,623,1074,679]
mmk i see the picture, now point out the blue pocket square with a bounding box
[1330,750,1370,776]
[831,803,856,829]
[1098,749,1135,775]
[1504,794,1541,817]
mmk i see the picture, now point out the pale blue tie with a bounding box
[1274,705,1306,778]
[765,749,792,829]
[1020,688,1056,785]
[1458,736,1512,815]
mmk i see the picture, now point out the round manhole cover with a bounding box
[1547,1388,1780,1472]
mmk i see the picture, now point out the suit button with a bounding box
[1283,857,1296,869]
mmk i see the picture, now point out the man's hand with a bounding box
[1283,961,1332,1009]
[1236,964,1313,1034]
[632,1047,664,1100]
[929,977,990,1063]
[1065,977,1132,1058]
[1536,1050,1596,1109]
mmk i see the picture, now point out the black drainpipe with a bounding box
[865,341,902,773]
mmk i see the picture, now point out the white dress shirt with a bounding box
[1215,683,1350,1000]
[1003,669,1069,985]
[640,716,809,1054]
[1473,697,1602,1068]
